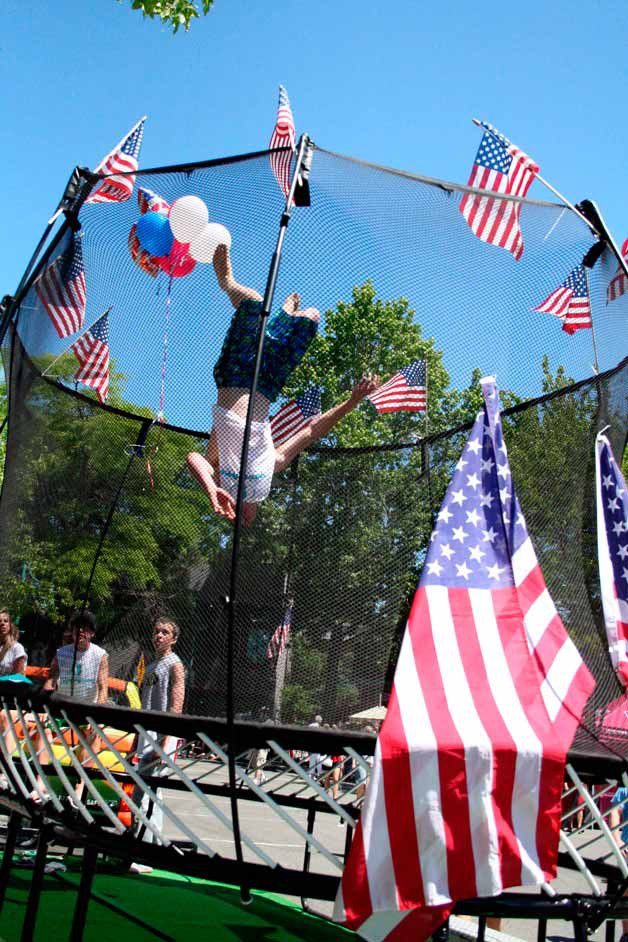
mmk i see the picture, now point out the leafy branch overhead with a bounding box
[126,0,214,32]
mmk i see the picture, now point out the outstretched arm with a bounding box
[274,374,379,472]
[213,244,262,309]
[186,452,236,520]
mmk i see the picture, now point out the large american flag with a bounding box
[86,117,146,205]
[335,377,594,941]
[367,361,427,414]
[596,432,628,687]
[71,311,111,403]
[269,85,296,200]
[270,387,322,447]
[607,238,628,304]
[459,122,539,261]
[36,233,86,339]
[534,264,592,334]
[266,604,292,660]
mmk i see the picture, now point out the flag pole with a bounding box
[40,307,112,378]
[584,270,600,374]
[471,119,599,237]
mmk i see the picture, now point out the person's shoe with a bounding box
[129,862,153,874]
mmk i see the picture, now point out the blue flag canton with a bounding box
[401,360,427,387]
[475,130,512,175]
[600,442,628,604]
[91,313,110,345]
[565,264,588,298]
[422,391,528,590]
[122,122,144,160]
[59,233,85,283]
[296,386,322,418]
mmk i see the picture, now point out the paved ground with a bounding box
[2,771,624,942]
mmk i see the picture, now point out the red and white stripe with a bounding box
[72,333,110,403]
[270,402,313,446]
[607,239,628,304]
[337,537,593,940]
[460,147,538,261]
[36,262,86,339]
[269,86,296,200]
[368,377,426,414]
[535,289,592,334]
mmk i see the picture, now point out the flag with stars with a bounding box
[86,117,146,205]
[269,85,296,200]
[36,232,87,339]
[459,121,539,261]
[71,311,111,403]
[367,360,427,414]
[534,264,592,334]
[270,386,322,447]
[266,603,292,660]
[137,185,169,216]
[335,376,594,942]
[607,239,628,304]
[596,432,628,686]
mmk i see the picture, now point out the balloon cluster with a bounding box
[129,191,231,279]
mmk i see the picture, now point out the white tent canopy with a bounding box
[349,705,387,721]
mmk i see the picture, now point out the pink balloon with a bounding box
[157,239,196,278]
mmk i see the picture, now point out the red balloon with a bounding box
[157,239,196,278]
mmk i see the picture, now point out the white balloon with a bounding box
[169,196,209,244]
[188,223,232,264]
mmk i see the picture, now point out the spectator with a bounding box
[130,617,185,871]
[308,714,323,779]
[0,610,27,788]
[609,786,628,942]
[32,610,108,804]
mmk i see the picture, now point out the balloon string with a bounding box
[157,276,173,423]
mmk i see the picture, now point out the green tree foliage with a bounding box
[123,0,214,32]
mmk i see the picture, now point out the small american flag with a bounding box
[270,387,322,447]
[367,361,427,414]
[266,604,292,660]
[336,377,594,941]
[269,85,296,199]
[71,311,111,403]
[534,264,592,334]
[459,122,539,261]
[86,117,146,205]
[596,432,628,686]
[137,185,169,215]
[36,233,86,339]
[607,238,628,304]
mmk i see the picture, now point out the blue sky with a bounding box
[2,0,627,426]
[4,0,627,293]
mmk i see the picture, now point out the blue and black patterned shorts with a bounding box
[213,299,318,403]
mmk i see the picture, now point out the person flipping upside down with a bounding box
[187,243,379,525]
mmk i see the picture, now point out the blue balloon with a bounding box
[135,212,174,258]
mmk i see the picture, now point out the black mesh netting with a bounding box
[1,145,627,742]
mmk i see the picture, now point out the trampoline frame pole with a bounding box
[225,134,313,900]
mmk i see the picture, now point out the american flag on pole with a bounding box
[266,604,292,660]
[36,233,87,339]
[335,377,594,941]
[459,122,539,261]
[607,239,628,304]
[86,117,146,205]
[596,432,628,687]
[367,361,427,414]
[534,264,592,335]
[269,85,296,200]
[270,387,322,447]
[137,185,169,215]
[71,311,111,403]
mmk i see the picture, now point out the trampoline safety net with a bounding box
[1,144,627,747]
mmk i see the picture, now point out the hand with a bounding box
[210,485,236,521]
[350,373,380,404]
